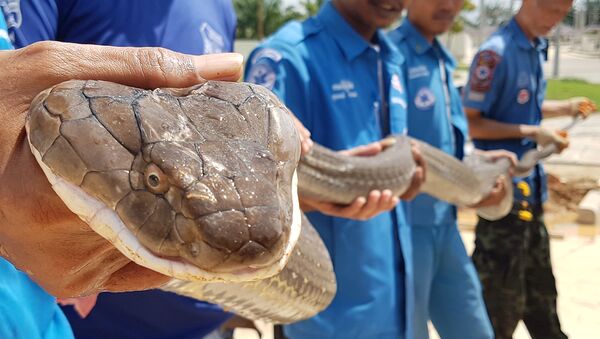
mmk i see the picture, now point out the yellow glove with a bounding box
[534,127,569,152]
[568,97,597,118]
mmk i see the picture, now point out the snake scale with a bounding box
[26,80,554,323]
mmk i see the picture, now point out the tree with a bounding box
[480,1,512,27]
[301,0,326,17]
[234,0,303,39]
[451,0,477,34]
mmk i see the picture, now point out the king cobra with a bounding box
[26,80,559,324]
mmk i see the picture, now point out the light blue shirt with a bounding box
[389,19,468,227]
[0,13,74,339]
[463,18,548,204]
[0,258,74,339]
[245,3,413,339]
[0,10,11,49]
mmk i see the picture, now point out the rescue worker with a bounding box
[245,0,427,338]
[462,0,596,338]
[389,0,516,337]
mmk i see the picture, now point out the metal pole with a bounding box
[257,0,265,39]
[480,0,486,43]
[552,25,561,79]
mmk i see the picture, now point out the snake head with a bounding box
[27,80,302,282]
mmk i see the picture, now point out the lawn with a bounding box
[546,78,600,106]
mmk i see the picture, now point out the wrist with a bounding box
[519,124,538,138]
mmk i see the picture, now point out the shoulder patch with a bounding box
[250,48,282,65]
[470,50,501,93]
[247,63,276,90]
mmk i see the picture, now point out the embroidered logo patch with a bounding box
[331,79,358,101]
[414,87,436,110]
[470,50,501,93]
[247,63,276,90]
[391,73,403,93]
[517,89,530,105]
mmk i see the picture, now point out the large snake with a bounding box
[26,80,556,324]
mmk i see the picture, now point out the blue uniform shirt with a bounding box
[2,0,236,54]
[1,14,73,339]
[389,20,468,228]
[3,1,236,337]
[0,11,10,48]
[463,18,548,204]
[246,3,413,339]
[0,258,75,339]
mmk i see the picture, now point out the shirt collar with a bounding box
[397,19,456,68]
[315,2,376,61]
[508,17,547,53]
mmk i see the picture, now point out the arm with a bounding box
[542,98,597,119]
[465,107,538,140]
[0,42,243,297]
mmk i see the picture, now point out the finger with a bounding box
[22,42,244,91]
[328,196,366,217]
[380,189,396,210]
[400,168,424,201]
[341,142,383,157]
[355,190,382,219]
[300,139,314,156]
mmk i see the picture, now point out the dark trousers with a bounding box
[472,207,567,339]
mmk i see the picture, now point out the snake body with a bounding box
[27,80,555,323]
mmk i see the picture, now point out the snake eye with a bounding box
[144,164,170,194]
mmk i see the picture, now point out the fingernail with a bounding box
[194,53,244,80]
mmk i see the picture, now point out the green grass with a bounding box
[546,79,600,105]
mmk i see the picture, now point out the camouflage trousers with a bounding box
[472,207,568,339]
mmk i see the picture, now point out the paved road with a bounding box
[545,50,600,84]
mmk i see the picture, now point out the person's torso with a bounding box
[245,4,413,338]
[4,0,236,54]
[390,21,468,227]
[464,19,548,204]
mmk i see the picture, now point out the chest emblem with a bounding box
[517,89,530,105]
[414,87,436,110]
[391,74,403,93]
[331,80,358,101]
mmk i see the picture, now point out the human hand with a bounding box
[533,127,569,152]
[300,140,399,220]
[568,97,596,118]
[291,114,313,155]
[471,175,509,208]
[0,41,243,298]
[399,140,426,201]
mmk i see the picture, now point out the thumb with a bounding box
[341,142,383,156]
[14,41,243,92]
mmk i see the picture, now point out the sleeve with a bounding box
[462,49,506,115]
[222,0,236,52]
[1,0,59,48]
[0,11,13,49]
[244,44,312,129]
